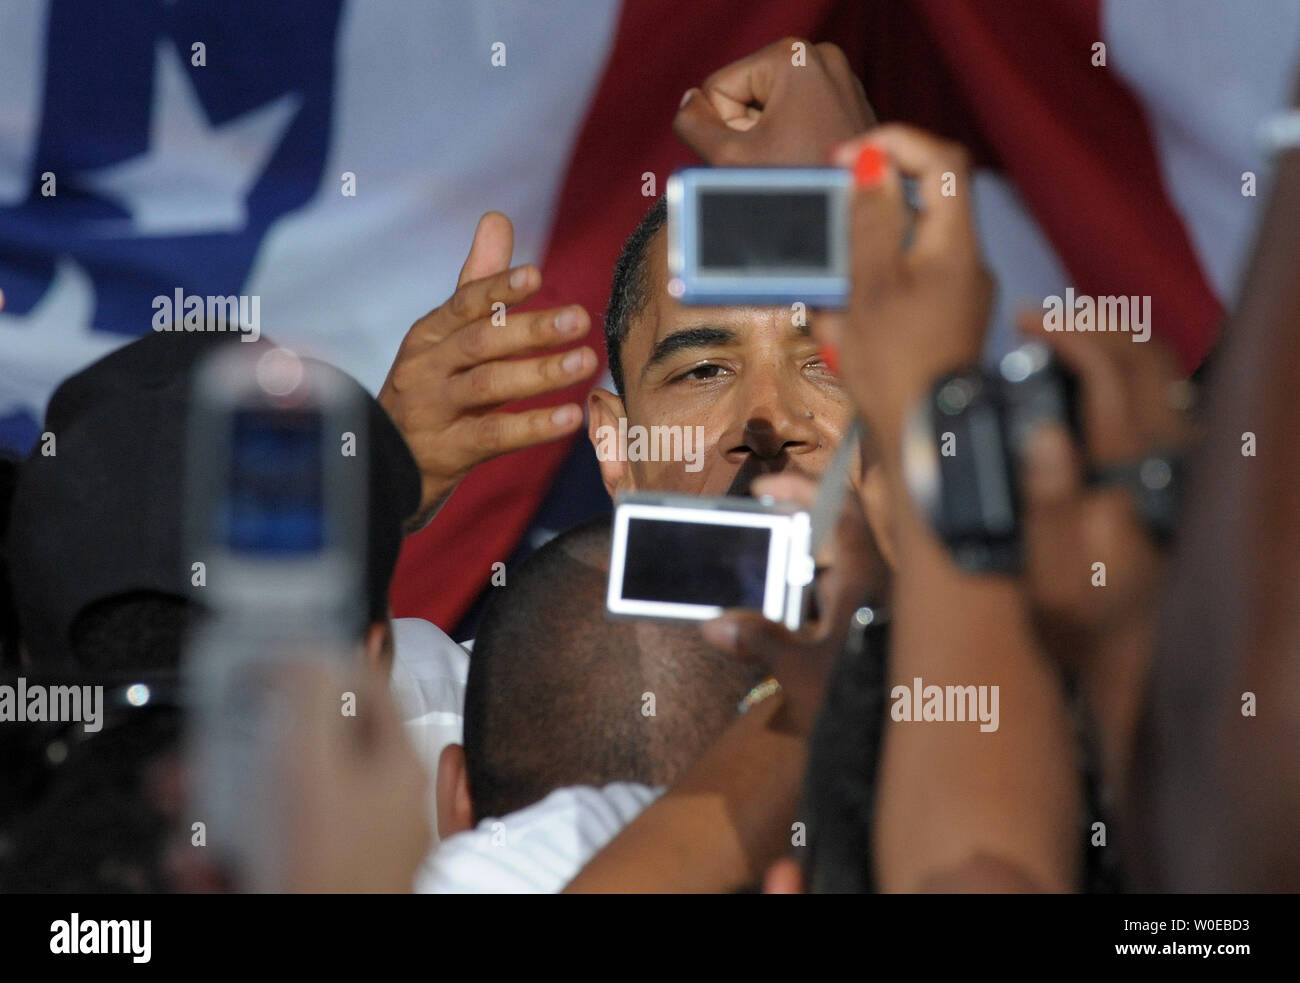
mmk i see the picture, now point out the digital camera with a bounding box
[607,491,815,630]
[667,167,852,308]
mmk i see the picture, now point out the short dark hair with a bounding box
[604,197,667,395]
[462,514,763,822]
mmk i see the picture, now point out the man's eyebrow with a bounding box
[642,325,737,375]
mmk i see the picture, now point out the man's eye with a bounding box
[671,362,728,383]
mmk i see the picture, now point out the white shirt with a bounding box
[388,617,470,845]
[415,782,662,893]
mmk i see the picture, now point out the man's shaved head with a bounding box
[462,515,764,821]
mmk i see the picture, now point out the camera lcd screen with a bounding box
[224,409,325,554]
[620,516,772,609]
[697,191,829,272]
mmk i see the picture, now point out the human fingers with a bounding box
[456,211,515,289]
[444,304,591,371]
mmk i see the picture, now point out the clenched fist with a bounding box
[674,38,875,166]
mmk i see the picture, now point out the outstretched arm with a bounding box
[1129,83,1300,892]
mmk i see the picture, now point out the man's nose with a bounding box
[736,364,820,459]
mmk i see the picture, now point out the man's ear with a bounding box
[587,387,637,499]
[363,621,394,678]
[860,463,898,571]
[436,743,474,839]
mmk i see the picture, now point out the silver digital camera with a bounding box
[606,491,815,630]
[667,167,852,308]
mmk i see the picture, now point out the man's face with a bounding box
[589,228,853,497]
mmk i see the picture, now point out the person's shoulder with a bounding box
[415,783,662,893]
[471,782,662,847]
[498,782,662,843]
[560,782,663,830]
[391,617,470,677]
[389,617,469,723]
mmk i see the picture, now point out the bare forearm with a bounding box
[1131,87,1300,891]
[874,470,1080,893]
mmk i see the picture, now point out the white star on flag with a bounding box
[80,38,301,237]
[0,258,126,426]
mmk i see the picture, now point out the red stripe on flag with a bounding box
[889,0,1222,370]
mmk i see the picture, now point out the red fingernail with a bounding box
[819,343,840,376]
[853,145,887,188]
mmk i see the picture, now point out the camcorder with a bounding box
[903,341,1183,573]
[182,345,369,888]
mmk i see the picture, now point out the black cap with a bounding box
[5,331,419,668]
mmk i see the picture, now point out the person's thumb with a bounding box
[1020,423,1082,511]
[673,89,738,163]
[1020,423,1088,618]
[457,211,514,288]
[832,138,906,288]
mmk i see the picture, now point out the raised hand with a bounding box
[673,38,875,167]
[701,470,886,737]
[379,212,598,529]
[825,126,994,460]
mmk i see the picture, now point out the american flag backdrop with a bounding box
[1,0,1297,634]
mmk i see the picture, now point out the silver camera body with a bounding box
[607,491,815,630]
[667,167,852,309]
